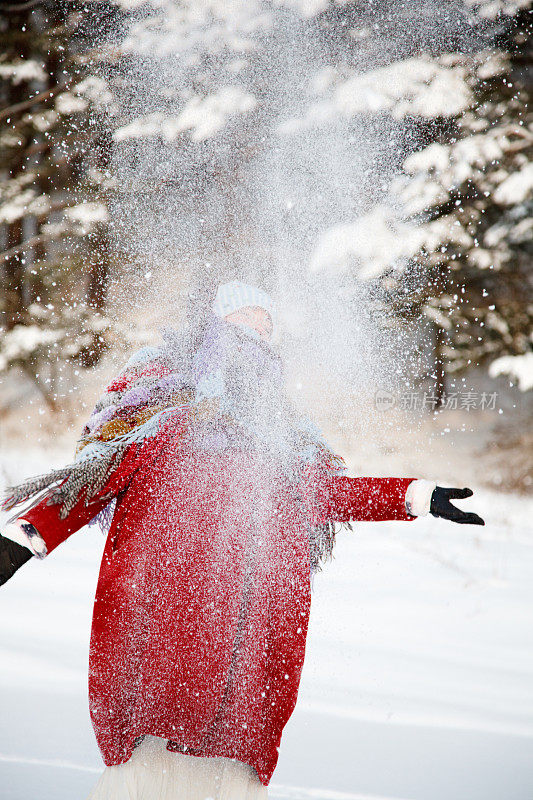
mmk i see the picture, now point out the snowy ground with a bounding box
[1,450,533,800]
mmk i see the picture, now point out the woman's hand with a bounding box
[0,533,32,586]
[430,487,485,525]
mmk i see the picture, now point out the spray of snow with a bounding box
[99,2,493,451]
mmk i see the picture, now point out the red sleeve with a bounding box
[316,476,416,523]
[22,492,112,555]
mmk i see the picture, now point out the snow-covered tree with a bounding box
[0,2,117,405]
[394,0,532,395]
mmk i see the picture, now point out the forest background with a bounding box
[0,0,532,492]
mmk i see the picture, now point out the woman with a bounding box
[1,281,484,799]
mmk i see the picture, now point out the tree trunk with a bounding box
[2,27,30,330]
[4,219,24,330]
[79,127,112,368]
[434,324,446,407]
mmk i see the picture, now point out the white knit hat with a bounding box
[212,281,274,322]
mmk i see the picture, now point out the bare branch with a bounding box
[0,85,62,123]
[3,0,42,10]
[0,232,59,262]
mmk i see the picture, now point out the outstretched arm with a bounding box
[17,490,112,555]
[0,492,111,586]
[317,476,417,523]
[316,476,484,525]
[0,345,187,586]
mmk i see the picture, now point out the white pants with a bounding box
[86,735,268,800]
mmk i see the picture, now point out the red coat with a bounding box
[24,418,414,785]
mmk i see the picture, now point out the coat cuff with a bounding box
[405,479,436,517]
[2,520,48,559]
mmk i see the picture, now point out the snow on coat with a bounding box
[23,425,414,784]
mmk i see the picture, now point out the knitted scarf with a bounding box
[3,319,347,570]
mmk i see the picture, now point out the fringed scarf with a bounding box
[3,318,347,570]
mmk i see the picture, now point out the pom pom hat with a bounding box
[213,281,274,326]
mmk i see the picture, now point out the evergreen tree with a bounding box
[0,1,116,406]
[396,1,532,396]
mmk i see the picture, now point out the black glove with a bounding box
[0,533,33,586]
[430,487,485,526]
